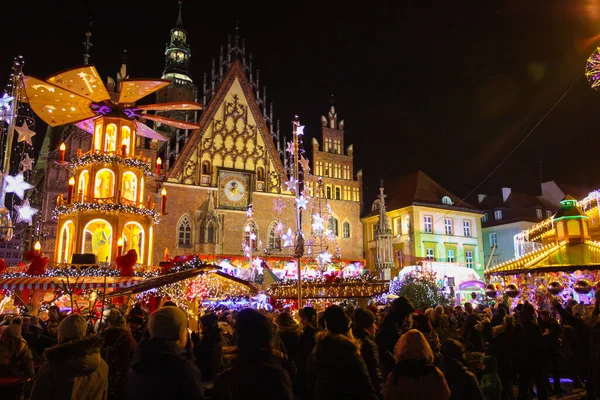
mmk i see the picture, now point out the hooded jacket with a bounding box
[29,336,108,400]
[126,338,204,400]
[309,332,377,400]
[384,330,450,400]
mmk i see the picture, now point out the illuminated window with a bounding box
[463,220,471,237]
[326,186,332,199]
[335,187,341,200]
[489,232,497,247]
[104,123,117,153]
[94,122,103,151]
[536,208,542,219]
[424,216,433,233]
[465,251,474,268]
[82,219,113,263]
[444,218,453,235]
[121,125,131,154]
[268,223,281,251]
[178,217,191,246]
[447,249,455,262]
[122,172,138,202]
[426,248,435,259]
[123,222,144,264]
[343,222,350,238]
[494,210,502,220]
[546,210,552,218]
[94,169,115,199]
[328,217,339,236]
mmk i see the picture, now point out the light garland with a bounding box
[53,202,161,223]
[268,276,388,299]
[69,154,154,176]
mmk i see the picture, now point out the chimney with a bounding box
[502,187,511,203]
[477,194,487,204]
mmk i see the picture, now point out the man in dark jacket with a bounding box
[126,306,204,399]
[441,338,484,400]
[213,308,294,400]
[375,296,414,379]
[352,307,383,398]
[101,309,137,400]
[462,302,485,352]
[538,309,563,395]
[296,307,318,400]
[310,305,377,400]
[515,302,547,400]
[30,314,108,400]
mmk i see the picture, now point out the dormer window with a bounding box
[172,29,186,41]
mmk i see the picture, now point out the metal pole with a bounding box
[293,116,303,308]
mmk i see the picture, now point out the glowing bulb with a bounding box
[68,177,75,186]
[59,143,66,151]
[161,188,167,196]
[34,241,41,252]
[117,237,124,247]
[156,157,162,166]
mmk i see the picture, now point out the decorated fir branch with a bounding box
[68,153,155,176]
[53,202,161,223]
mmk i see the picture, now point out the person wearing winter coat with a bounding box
[101,309,137,400]
[376,296,415,379]
[296,307,318,400]
[127,307,203,399]
[213,308,293,400]
[463,302,485,353]
[480,356,502,400]
[440,338,484,400]
[538,309,563,395]
[30,314,109,400]
[275,311,300,374]
[310,305,377,400]
[352,307,383,398]
[0,318,34,400]
[514,302,547,400]
[384,329,450,400]
[412,314,441,363]
[193,312,223,383]
[489,315,516,400]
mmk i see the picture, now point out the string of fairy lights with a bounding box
[69,154,155,176]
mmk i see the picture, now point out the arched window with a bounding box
[244,221,258,250]
[121,125,131,155]
[94,168,115,199]
[343,221,351,238]
[328,217,339,236]
[207,222,215,244]
[199,223,206,243]
[78,170,89,201]
[268,223,281,251]
[104,123,117,153]
[122,171,138,202]
[178,216,191,246]
[94,122,103,152]
[257,167,265,181]
[123,222,144,264]
[82,219,113,263]
[335,187,341,200]
[202,160,211,175]
[326,186,332,199]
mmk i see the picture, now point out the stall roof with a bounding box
[485,241,600,276]
[0,276,143,290]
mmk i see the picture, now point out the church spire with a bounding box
[82,18,93,65]
[162,1,192,82]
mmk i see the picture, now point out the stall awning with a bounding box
[0,277,144,291]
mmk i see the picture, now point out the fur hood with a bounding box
[44,336,104,375]
[314,331,360,359]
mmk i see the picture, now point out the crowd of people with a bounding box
[0,291,599,399]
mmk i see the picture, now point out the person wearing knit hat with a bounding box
[30,314,108,400]
[126,305,146,343]
[310,305,377,400]
[352,307,383,397]
[127,306,204,400]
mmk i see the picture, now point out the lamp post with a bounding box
[292,116,304,308]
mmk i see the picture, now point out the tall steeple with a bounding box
[82,18,93,65]
[375,179,394,280]
[162,1,192,82]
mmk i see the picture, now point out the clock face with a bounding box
[224,179,245,202]
[218,170,251,209]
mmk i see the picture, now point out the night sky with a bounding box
[4,1,600,209]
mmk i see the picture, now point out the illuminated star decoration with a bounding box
[286,141,295,155]
[276,221,284,234]
[20,154,33,171]
[299,156,311,173]
[5,173,33,199]
[317,251,332,265]
[249,232,257,241]
[296,125,305,135]
[284,176,298,192]
[282,228,294,247]
[246,204,253,218]
[312,214,325,232]
[273,197,286,214]
[15,199,38,224]
[15,121,36,146]
[296,195,309,210]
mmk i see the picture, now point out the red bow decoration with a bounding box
[116,249,137,277]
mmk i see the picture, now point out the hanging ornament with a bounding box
[312,214,325,232]
[15,199,38,224]
[5,173,33,199]
[19,154,33,171]
[284,177,298,192]
[485,284,498,298]
[0,92,13,110]
[295,195,309,210]
[547,281,564,295]
[317,251,332,265]
[573,280,592,294]
[246,204,253,218]
[273,197,286,214]
[299,156,311,173]
[282,228,294,247]
[15,121,36,146]
[505,283,520,298]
